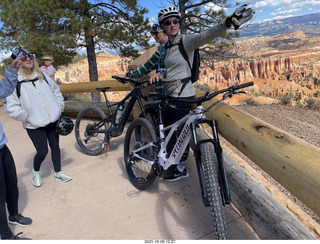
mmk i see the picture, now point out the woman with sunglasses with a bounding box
[5,48,72,187]
[149,5,255,181]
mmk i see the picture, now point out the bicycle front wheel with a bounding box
[139,111,159,137]
[124,118,157,190]
[75,107,109,156]
[200,142,228,239]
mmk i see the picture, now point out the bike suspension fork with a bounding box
[211,119,231,204]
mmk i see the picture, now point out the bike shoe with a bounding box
[163,168,189,182]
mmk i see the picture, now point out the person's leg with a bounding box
[1,146,32,227]
[27,128,48,187]
[46,123,61,172]
[2,146,18,217]
[0,146,13,239]
[47,123,71,182]
[163,98,192,181]
[26,128,49,171]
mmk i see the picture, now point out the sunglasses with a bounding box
[163,19,180,26]
[21,56,34,61]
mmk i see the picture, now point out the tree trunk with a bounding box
[179,0,186,34]
[85,30,101,102]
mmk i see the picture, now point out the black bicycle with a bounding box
[75,75,157,155]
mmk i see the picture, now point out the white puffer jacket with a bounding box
[5,71,64,129]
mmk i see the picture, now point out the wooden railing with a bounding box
[59,81,320,238]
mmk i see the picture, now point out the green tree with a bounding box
[0,0,151,101]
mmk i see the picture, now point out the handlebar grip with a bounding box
[234,81,254,90]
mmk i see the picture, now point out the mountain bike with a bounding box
[123,81,254,239]
[75,75,157,155]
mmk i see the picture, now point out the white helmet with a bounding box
[158,6,181,25]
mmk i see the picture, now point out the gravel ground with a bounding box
[231,103,320,224]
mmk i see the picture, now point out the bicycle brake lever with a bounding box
[234,91,246,95]
[222,92,232,100]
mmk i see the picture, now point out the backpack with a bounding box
[177,38,200,95]
[16,73,49,98]
[178,38,200,83]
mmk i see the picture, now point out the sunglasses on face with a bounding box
[163,19,180,26]
[21,56,33,61]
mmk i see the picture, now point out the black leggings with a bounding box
[27,122,61,172]
[163,97,193,162]
[0,145,18,239]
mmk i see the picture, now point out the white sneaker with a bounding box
[32,169,42,187]
[54,171,72,182]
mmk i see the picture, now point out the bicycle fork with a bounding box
[191,119,231,207]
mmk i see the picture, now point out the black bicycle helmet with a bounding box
[158,6,181,25]
[56,116,74,136]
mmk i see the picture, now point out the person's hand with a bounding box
[25,116,30,123]
[59,104,64,112]
[225,3,255,30]
[11,56,24,69]
[149,73,160,84]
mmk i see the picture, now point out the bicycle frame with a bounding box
[131,105,203,167]
[132,103,231,205]
[102,84,148,138]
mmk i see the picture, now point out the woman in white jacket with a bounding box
[5,48,72,187]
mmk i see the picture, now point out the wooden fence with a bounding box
[59,80,320,239]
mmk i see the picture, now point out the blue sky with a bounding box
[138,0,320,24]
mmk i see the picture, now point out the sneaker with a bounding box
[54,171,72,182]
[32,169,42,187]
[9,214,33,227]
[163,168,189,182]
[7,232,31,240]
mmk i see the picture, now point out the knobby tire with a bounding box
[200,142,228,239]
[124,118,157,190]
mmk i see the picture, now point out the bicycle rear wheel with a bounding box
[75,107,109,155]
[124,118,157,190]
[200,142,228,239]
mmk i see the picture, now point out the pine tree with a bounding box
[0,0,151,101]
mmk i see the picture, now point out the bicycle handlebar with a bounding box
[112,75,149,86]
[145,81,254,109]
[173,81,254,104]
